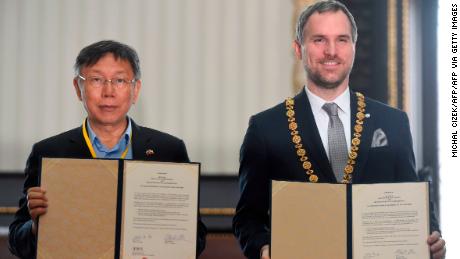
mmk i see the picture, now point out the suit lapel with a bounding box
[131,119,155,160]
[294,89,336,182]
[350,91,373,180]
[68,126,93,158]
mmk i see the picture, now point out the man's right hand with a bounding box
[260,245,270,259]
[26,187,48,235]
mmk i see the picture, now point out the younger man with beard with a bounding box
[232,1,446,259]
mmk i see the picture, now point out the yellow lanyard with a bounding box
[82,118,131,159]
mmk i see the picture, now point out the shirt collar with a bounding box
[86,117,132,147]
[305,86,350,115]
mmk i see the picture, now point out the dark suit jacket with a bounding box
[232,89,439,259]
[9,119,206,258]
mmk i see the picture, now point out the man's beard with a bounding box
[305,64,351,89]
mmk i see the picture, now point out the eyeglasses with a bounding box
[78,75,136,89]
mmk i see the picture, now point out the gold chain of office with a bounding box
[285,92,367,183]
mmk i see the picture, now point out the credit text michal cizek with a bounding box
[452,3,458,158]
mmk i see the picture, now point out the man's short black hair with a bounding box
[74,40,141,79]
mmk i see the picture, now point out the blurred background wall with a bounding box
[0,0,294,175]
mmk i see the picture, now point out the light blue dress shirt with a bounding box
[86,118,133,159]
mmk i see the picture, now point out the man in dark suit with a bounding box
[232,1,446,259]
[8,40,206,258]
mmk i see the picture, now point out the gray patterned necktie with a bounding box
[323,103,348,182]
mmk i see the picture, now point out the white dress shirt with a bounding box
[305,87,351,158]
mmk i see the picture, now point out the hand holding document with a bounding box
[37,158,199,259]
[271,181,430,259]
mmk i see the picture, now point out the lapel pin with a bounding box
[365,113,371,118]
[146,149,155,156]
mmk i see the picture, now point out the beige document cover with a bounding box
[271,181,430,259]
[37,158,119,259]
[37,158,199,259]
[271,181,347,259]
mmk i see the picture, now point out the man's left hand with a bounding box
[428,231,446,259]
